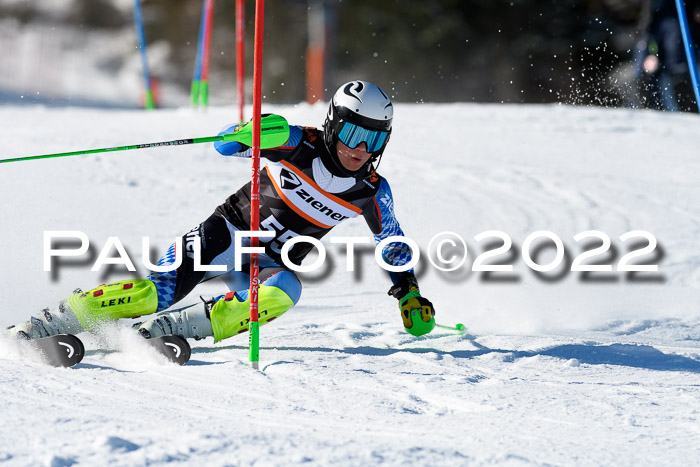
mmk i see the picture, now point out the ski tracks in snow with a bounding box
[2,314,700,465]
[1,104,700,465]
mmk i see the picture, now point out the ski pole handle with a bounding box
[0,114,290,164]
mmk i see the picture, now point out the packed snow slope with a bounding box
[0,103,699,466]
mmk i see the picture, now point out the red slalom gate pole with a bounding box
[236,0,245,122]
[248,0,265,369]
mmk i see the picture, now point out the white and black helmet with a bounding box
[322,80,393,177]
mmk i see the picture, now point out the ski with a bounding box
[25,334,85,367]
[144,335,191,365]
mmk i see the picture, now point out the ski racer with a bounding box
[7,80,436,343]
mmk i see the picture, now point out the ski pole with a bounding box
[0,114,289,165]
[436,323,467,334]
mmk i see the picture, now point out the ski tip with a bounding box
[32,334,85,368]
[147,335,191,366]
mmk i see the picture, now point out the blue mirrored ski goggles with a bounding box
[337,122,389,153]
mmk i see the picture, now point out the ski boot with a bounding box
[208,286,295,343]
[5,298,84,340]
[134,283,296,342]
[133,299,214,341]
[6,279,159,339]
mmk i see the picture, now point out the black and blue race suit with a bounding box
[146,124,415,312]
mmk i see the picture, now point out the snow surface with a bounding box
[0,103,699,465]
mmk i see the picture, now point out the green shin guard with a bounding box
[210,285,294,343]
[67,279,159,331]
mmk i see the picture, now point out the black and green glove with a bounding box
[388,275,435,336]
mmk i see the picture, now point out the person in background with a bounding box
[634,0,700,111]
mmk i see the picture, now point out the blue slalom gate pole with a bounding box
[675,0,700,112]
[191,0,207,107]
[133,0,155,109]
